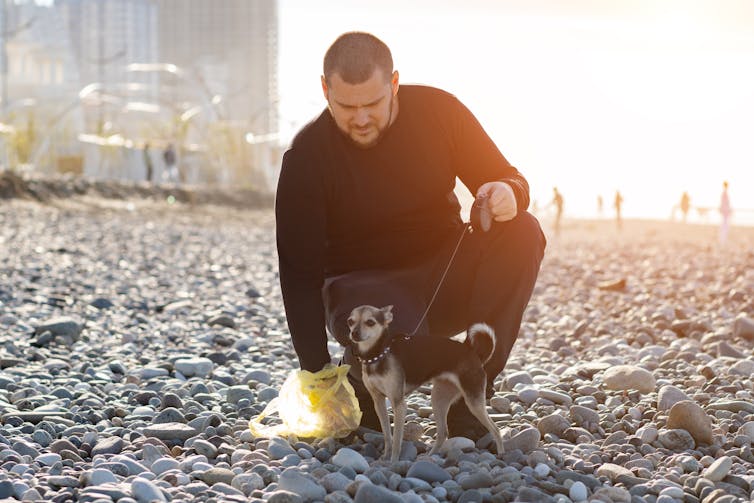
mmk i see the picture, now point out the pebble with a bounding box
[569,481,588,502]
[331,447,369,473]
[657,384,691,411]
[354,483,404,503]
[406,460,451,482]
[666,400,713,445]
[602,365,656,393]
[277,468,327,501]
[702,455,732,482]
[174,357,214,377]
[1,194,753,503]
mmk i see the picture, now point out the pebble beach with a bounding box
[1,189,753,503]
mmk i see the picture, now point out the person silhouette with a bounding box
[679,191,691,223]
[550,187,564,235]
[614,190,624,230]
[719,181,732,245]
[143,142,153,182]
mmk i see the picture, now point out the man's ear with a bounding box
[382,305,394,325]
[391,70,400,96]
[321,75,329,100]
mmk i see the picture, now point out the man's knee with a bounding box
[487,211,546,261]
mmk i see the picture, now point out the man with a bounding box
[276,32,546,438]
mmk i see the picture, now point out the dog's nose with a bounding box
[350,329,360,341]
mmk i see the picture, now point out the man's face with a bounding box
[321,69,399,148]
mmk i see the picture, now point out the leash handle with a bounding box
[409,223,471,336]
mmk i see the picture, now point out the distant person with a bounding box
[679,191,691,223]
[162,143,178,183]
[143,142,153,182]
[597,195,603,217]
[719,181,732,245]
[614,190,624,230]
[275,31,546,439]
[550,186,564,235]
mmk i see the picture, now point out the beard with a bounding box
[334,96,395,149]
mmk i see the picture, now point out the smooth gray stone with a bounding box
[708,401,754,414]
[324,491,354,503]
[243,369,272,385]
[277,467,326,501]
[457,489,484,503]
[268,438,298,460]
[12,441,39,458]
[108,455,149,476]
[87,468,119,485]
[460,471,494,490]
[3,411,71,424]
[406,460,452,483]
[95,463,130,477]
[267,490,304,503]
[207,314,236,328]
[141,422,199,441]
[90,298,114,309]
[174,357,214,378]
[353,483,403,503]
[226,386,254,404]
[192,439,218,458]
[91,436,124,456]
[504,427,541,454]
[48,475,80,488]
[152,407,186,424]
[231,472,265,494]
[132,476,167,502]
[321,472,352,493]
[555,471,601,490]
[35,452,62,466]
[198,467,235,485]
[0,481,14,499]
[151,457,180,475]
[34,316,83,339]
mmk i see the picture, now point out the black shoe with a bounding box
[447,401,489,441]
[348,374,382,431]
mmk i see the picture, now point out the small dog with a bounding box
[348,305,504,462]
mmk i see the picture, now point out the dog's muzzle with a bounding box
[349,329,362,342]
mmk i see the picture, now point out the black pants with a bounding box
[323,211,546,386]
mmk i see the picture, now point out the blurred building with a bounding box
[1,0,279,188]
[156,0,278,135]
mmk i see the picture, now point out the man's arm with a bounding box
[448,96,530,213]
[275,149,331,372]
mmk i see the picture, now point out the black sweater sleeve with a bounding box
[275,148,331,372]
[448,96,530,212]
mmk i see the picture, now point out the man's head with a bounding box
[321,32,399,148]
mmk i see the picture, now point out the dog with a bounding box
[347,304,504,462]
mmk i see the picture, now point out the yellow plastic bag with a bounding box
[249,364,362,439]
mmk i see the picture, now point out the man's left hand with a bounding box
[476,181,517,222]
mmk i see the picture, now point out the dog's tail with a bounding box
[466,323,496,364]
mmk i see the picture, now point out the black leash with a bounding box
[408,222,472,336]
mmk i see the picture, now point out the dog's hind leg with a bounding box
[429,377,461,456]
[462,390,505,455]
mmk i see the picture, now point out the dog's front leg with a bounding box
[390,398,408,464]
[371,393,392,460]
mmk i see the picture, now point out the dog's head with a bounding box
[347,305,393,347]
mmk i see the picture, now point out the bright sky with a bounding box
[278,0,754,222]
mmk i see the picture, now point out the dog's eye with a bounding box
[347,318,355,327]
[365,319,376,327]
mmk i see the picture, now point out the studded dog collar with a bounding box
[355,334,411,365]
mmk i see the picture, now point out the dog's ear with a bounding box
[382,305,394,325]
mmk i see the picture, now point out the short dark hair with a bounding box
[323,32,393,85]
